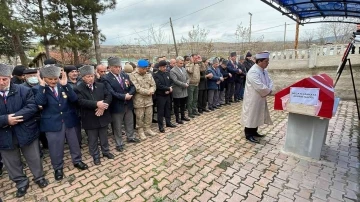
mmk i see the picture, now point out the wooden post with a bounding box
[170,17,178,57]
[294,20,300,59]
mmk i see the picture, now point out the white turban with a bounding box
[255,52,270,59]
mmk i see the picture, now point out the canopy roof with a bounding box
[260,0,360,24]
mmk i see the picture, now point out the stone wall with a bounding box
[268,65,360,100]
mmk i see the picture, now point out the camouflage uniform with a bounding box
[129,69,157,138]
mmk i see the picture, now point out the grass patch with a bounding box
[217,160,232,170]
[152,178,160,191]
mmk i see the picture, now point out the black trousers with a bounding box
[173,97,187,119]
[198,89,207,111]
[156,95,171,128]
[244,127,258,138]
[38,132,48,149]
[226,82,235,102]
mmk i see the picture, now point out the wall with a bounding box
[269,65,360,100]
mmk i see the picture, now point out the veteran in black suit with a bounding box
[153,60,176,133]
[75,65,114,165]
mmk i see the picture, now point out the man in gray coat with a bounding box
[169,56,190,124]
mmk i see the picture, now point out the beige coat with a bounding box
[129,70,156,108]
[241,64,273,128]
[185,63,201,85]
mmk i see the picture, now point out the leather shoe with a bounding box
[74,161,88,170]
[16,184,29,198]
[36,179,48,188]
[166,123,177,128]
[103,153,115,159]
[116,145,124,152]
[246,136,259,143]
[193,111,200,116]
[159,128,165,133]
[152,119,158,123]
[54,169,63,181]
[127,138,140,143]
[204,109,210,112]
[188,114,195,118]
[209,107,214,111]
[176,120,184,124]
[253,133,265,138]
[94,158,101,165]
[181,117,190,121]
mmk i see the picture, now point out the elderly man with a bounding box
[103,57,139,152]
[35,65,88,181]
[23,68,49,154]
[185,54,202,118]
[168,58,176,72]
[95,64,107,82]
[226,52,242,104]
[11,65,26,84]
[0,64,48,197]
[170,56,190,124]
[241,52,273,143]
[129,59,157,138]
[207,58,223,110]
[75,65,114,165]
[154,60,176,133]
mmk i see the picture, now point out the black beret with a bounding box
[221,60,228,65]
[158,60,167,67]
[12,65,26,76]
[64,65,77,74]
[230,52,237,57]
[44,58,56,65]
[23,68,38,74]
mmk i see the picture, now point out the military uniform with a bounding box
[129,64,157,138]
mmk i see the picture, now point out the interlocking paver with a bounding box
[0,99,358,202]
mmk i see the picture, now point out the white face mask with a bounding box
[26,76,39,85]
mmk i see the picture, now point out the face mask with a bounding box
[26,76,39,85]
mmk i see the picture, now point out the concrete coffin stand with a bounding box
[284,112,329,160]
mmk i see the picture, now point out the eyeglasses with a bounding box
[99,71,107,73]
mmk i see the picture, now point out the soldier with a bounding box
[75,65,114,165]
[129,59,157,138]
[154,60,176,133]
[103,57,139,151]
[35,65,88,181]
[0,64,48,197]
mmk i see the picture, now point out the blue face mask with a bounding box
[26,76,39,85]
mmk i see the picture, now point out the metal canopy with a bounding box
[260,0,360,24]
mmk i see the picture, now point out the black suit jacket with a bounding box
[154,70,173,96]
[102,72,136,113]
[74,82,112,130]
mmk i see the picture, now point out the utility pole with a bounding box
[248,12,252,43]
[169,17,178,57]
[294,19,300,59]
[283,22,287,50]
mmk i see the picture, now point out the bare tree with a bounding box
[180,25,214,57]
[301,30,315,48]
[149,25,167,56]
[235,22,250,52]
[317,19,356,44]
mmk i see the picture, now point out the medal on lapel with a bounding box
[62,92,67,99]
[167,76,169,79]
[125,79,129,87]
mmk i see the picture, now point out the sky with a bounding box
[98,0,322,45]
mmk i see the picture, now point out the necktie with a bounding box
[88,84,93,91]
[1,91,6,104]
[51,87,58,97]
[118,75,124,88]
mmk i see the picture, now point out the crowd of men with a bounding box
[0,50,274,198]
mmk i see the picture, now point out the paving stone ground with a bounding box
[0,97,359,202]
